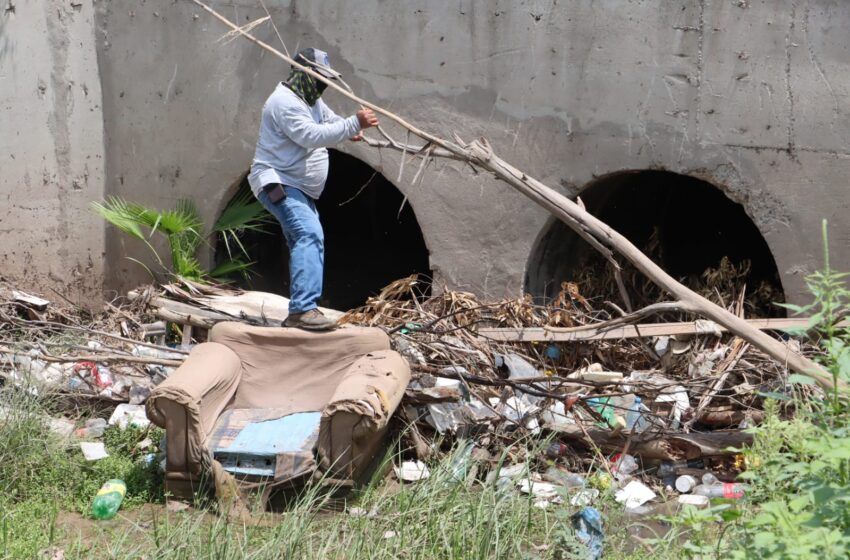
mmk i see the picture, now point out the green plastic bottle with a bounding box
[92,479,126,520]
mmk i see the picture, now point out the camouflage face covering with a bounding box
[285,69,321,106]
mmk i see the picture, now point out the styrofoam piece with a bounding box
[108,403,150,430]
[80,441,109,461]
[615,480,657,509]
[678,494,710,507]
[394,460,431,482]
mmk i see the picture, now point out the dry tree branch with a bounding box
[218,15,269,44]
[192,0,839,391]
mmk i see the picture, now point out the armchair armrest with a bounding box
[317,350,410,479]
[146,342,242,482]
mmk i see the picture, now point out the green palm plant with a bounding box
[92,192,272,281]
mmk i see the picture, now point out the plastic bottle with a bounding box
[495,353,544,404]
[657,458,706,477]
[587,397,619,429]
[545,442,570,459]
[626,397,648,432]
[92,479,126,520]
[701,472,720,486]
[543,466,586,488]
[74,418,108,439]
[693,482,748,499]
[612,453,638,481]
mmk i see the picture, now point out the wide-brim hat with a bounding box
[293,47,342,80]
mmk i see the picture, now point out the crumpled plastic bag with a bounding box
[571,506,604,560]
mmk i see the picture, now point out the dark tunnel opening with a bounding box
[217,150,431,310]
[525,170,785,316]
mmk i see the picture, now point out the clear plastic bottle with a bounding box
[626,397,649,432]
[92,479,126,520]
[701,472,720,486]
[615,453,638,475]
[543,466,586,488]
[693,482,747,499]
[657,458,706,477]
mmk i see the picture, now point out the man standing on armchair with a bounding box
[248,48,379,331]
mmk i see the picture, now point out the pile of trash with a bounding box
[0,275,818,518]
[341,275,815,516]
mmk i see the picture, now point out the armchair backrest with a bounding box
[209,322,391,415]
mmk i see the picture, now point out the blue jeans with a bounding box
[257,186,324,314]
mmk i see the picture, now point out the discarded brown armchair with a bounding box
[146,321,410,499]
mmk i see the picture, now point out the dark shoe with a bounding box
[282,308,337,331]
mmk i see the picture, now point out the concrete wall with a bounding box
[0,0,105,304]
[3,0,850,304]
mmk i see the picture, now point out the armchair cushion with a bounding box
[209,322,391,413]
[208,409,321,481]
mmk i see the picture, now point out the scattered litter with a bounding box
[129,384,152,405]
[47,417,76,438]
[75,418,108,439]
[108,404,150,430]
[394,460,430,482]
[517,479,562,500]
[542,466,585,488]
[693,482,748,499]
[615,480,657,509]
[569,489,600,507]
[571,507,604,560]
[80,441,109,461]
[347,506,378,518]
[166,500,191,513]
[12,290,50,311]
[678,494,710,507]
[382,530,397,539]
[0,275,820,533]
[675,475,698,493]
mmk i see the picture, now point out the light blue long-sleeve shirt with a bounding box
[248,83,361,199]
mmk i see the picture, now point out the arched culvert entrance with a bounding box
[525,170,785,316]
[217,150,431,310]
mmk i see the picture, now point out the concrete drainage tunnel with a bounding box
[218,150,431,311]
[525,170,786,317]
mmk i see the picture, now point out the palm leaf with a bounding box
[91,198,163,266]
[91,198,147,240]
[213,191,273,259]
[209,257,255,279]
[213,191,273,233]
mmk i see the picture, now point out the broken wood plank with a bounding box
[478,317,849,342]
[128,289,341,328]
[403,385,463,405]
[0,347,184,367]
[181,324,193,346]
[12,290,50,311]
[127,291,235,328]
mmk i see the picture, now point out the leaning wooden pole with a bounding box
[194,0,840,391]
[463,139,838,390]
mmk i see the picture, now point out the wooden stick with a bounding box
[0,348,184,367]
[478,317,845,342]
